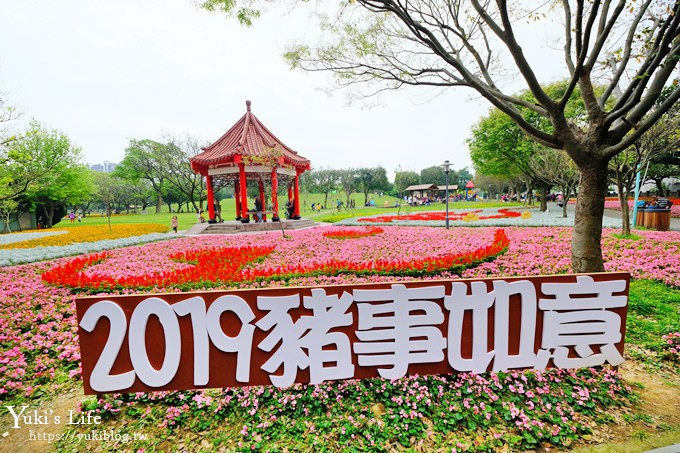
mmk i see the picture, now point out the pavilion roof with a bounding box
[191,100,311,173]
[405,184,438,191]
[465,180,475,189]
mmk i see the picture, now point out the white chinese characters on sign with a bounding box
[256,290,354,387]
[79,276,628,392]
[353,284,446,379]
[537,276,627,369]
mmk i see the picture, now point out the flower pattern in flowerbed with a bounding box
[0,224,169,249]
[42,228,509,291]
[358,208,523,223]
[1,226,679,451]
[323,226,384,239]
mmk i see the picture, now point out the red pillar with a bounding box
[258,179,266,222]
[206,175,215,221]
[271,169,279,221]
[234,179,241,220]
[239,164,249,222]
[293,169,301,219]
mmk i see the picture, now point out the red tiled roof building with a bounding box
[191,100,311,222]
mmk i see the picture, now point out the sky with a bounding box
[0,1,564,178]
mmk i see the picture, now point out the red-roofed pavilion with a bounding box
[191,100,311,223]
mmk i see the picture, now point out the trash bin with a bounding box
[638,208,671,231]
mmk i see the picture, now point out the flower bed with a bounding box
[0,230,67,246]
[0,232,173,267]
[463,228,680,288]
[347,207,623,228]
[0,224,169,249]
[358,208,522,223]
[1,226,679,451]
[662,332,680,359]
[323,226,384,239]
[42,228,509,291]
[71,368,633,452]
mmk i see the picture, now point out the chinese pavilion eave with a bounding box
[190,100,311,175]
[190,100,310,223]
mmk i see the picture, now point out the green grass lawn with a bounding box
[60,194,526,230]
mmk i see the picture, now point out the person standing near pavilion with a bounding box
[214,199,223,222]
[254,196,263,223]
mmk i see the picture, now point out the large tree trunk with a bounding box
[540,184,548,212]
[156,190,163,214]
[617,188,631,236]
[561,185,569,218]
[620,194,631,236]
[572,160,608,273]
[41,201,55,228]
[615,174,631,236]
[1,212,11,233]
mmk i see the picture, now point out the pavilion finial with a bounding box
[246,100,252,112]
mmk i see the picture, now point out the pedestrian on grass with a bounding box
[171,215,179,233]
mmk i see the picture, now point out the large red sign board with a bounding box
[75,273,629,395]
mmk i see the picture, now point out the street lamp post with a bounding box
[441,160,452,229]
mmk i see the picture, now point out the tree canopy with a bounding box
[116,139,168,214]
[12,120,93,227]
[206,0,679,272]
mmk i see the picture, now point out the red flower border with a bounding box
[323,226,384,239]
[358,209,522,223]
[42,229,510,292]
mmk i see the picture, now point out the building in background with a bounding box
[89,161,118,173]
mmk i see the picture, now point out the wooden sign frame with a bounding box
[75,273,629,394]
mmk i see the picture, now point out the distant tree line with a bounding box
[300,164,474,208]
[469,82,679,234]
[1,93,480,231]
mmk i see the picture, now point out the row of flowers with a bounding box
[0,230,67,246]
[346,207,623,228]
[42,229,510,291]
[0,232,172,267]
[323,226,384,239]
[358,208,525,223]
[71,368,634,452]
[0,224,169,249]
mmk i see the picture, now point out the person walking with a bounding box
[171,215,179,233]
